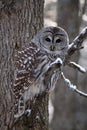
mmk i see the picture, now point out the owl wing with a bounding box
[14,42,41,99]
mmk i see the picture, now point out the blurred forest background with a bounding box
[44,0,87,130]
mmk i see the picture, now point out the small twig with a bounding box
[75,88,87,97]
[61,72,87,98]
[68,61,86,73]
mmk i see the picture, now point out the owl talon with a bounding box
[50,57,63,69]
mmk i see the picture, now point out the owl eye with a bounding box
[56,38,61,43]
[45,37,51,42]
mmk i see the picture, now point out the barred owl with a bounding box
[14,26,69,118]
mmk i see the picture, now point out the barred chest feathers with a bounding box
[23,55,60,101]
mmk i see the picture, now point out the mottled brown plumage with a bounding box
[14,26,69,117]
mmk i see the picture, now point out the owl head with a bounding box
[32,26,69,59]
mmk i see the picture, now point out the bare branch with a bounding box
[58,27,87,98]
[68,27,87,56]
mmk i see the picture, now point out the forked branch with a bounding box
[64,26,87,97]
[68,27,87,56]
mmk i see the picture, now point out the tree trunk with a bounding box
[57,0,80,41]
[0,0,49,130]
[51,0,81,130]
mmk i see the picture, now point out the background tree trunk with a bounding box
[51,0,81,130]
[0,0,49,130]
[57,0,80,41]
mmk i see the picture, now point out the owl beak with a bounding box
[50,45,55,51]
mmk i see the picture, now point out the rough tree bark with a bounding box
[0,1,49,130]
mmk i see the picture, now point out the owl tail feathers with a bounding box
[14,107,31,118]
[14,98,25,118]
[14,110,24,118]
